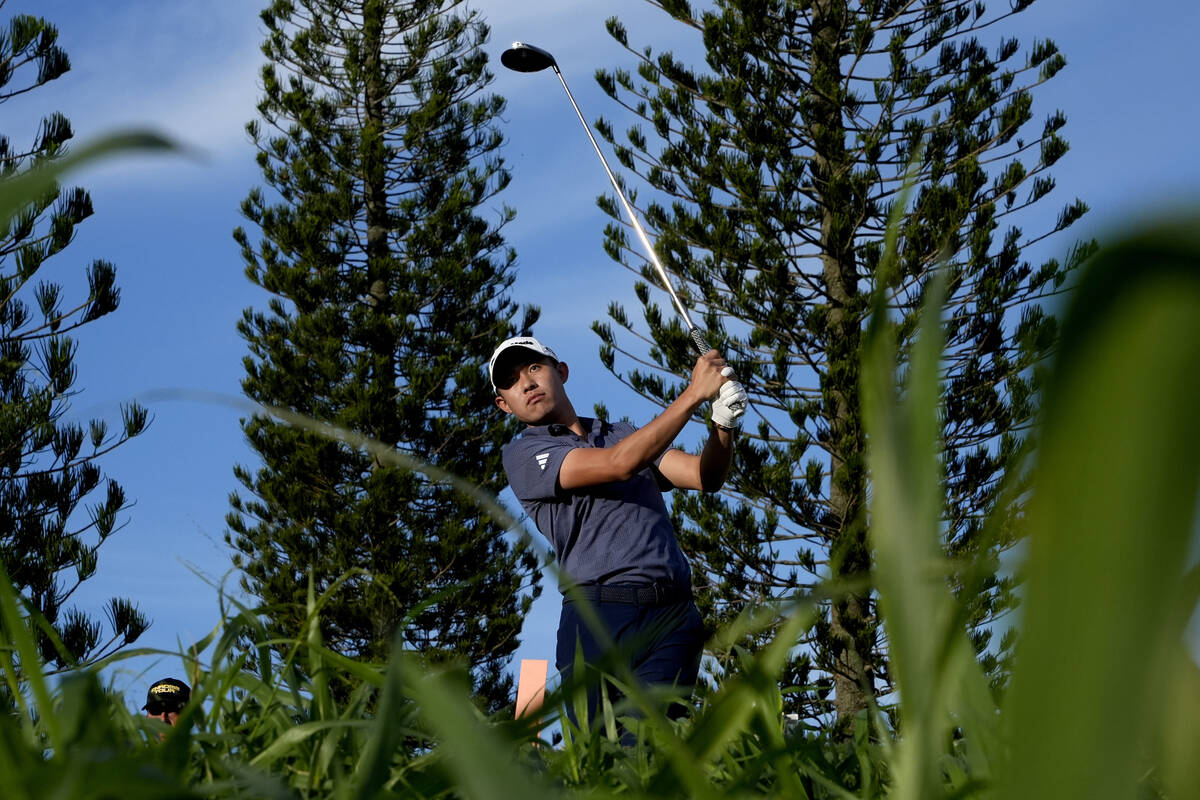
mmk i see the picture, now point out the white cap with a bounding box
[488,336,559,392]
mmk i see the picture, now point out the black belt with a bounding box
[567,583,692,607]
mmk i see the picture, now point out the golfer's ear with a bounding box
[557,361,569,383]
[496,395,512,415]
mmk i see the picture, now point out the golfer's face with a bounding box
[496,357,564,424]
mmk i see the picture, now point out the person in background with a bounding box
[142,677,190,726]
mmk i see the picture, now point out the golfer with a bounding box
[490,336,746,727]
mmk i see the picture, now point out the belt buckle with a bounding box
[652,583,665,605]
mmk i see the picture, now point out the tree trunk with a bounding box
[810,0,872,727]
[361,0,397,449]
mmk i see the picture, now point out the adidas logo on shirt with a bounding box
[535,452,550,471]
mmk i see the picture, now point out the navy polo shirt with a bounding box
[502,417,692,592]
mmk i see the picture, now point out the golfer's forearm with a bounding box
[558,387,712,489]
[698,427,735,491]
[607,389,706,478]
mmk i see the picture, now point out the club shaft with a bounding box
[550,66,710,353]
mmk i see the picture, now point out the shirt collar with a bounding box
[523,417,602,440]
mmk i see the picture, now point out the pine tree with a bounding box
[591,0,1092,725]
[0,6,150,668]
[227,0,541,710]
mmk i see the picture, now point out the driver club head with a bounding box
[501,41,557,73]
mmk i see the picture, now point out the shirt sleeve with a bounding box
[502,435,579,502]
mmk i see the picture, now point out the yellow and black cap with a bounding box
[143,677,190,713]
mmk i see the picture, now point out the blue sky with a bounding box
[7,0,1198,708]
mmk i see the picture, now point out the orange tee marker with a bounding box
[515,659,549,719]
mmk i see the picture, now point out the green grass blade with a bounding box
[0,562,60,750]
[864,265,997,800]
[398,654,561,800]
[0,131,178,225]
[249,719,369,768]
[999,222,1200,800]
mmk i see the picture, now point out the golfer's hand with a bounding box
[690,350,731,401]
[711,379,748,430]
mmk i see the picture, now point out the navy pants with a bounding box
[556,595,705,731]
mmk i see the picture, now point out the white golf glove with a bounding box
[711,379,748,430]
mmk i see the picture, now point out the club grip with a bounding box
[690,326,734,376]
[689,325,737,378]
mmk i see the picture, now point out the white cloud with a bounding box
[5,1,263,181]
[6,1,698,186]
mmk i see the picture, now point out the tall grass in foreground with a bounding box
[2,140,1198,798]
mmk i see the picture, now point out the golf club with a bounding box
[501,41,728,365]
